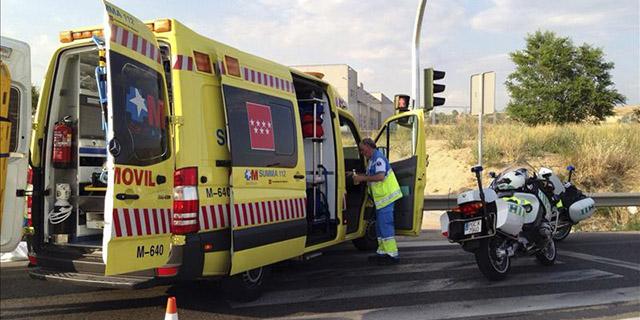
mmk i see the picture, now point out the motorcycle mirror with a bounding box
[471,165,483,173]
[566,165,575,172]
[489,171,496,178]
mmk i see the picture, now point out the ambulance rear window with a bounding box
[109,51,170,166]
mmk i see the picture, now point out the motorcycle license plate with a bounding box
[464,219,482,235]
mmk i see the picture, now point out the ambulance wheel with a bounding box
[475,237,510,281]
[535,239,557,266]
[352,219,378,251]
[553,225,572,241]
[223,266,270,302]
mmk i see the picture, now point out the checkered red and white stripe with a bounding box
[200,198,306,230]
[109,24,161,64]
[199,203,231,230]
[172,54,193,71]
[241,66,295,94]
[112,208,171,237]
[232,198,306,228]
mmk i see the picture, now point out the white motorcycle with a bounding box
[532,165,596,241]
[440,165,559,280]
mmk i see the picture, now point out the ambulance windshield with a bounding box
[109,51,170,166]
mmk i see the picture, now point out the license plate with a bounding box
[464,219,482,235]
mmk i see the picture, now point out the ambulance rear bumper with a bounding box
[29,267,165,289]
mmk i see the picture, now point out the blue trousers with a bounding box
[375,203,398,257]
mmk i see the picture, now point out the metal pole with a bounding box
[478,72,485,166]
[412,0,427,110]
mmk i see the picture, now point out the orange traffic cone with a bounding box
[164,296,178,320]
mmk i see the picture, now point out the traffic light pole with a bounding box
[412,0,427,110]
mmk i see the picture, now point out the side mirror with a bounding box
[489,171,496,178]
[566,165,575,172]
[471,165,483,174]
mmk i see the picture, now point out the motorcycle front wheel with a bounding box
[553,224,572,241]
[475,237,510,281]
[535,239,557,266]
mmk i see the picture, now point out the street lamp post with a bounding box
[412,0,427,110]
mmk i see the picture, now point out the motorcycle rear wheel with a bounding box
[475,237,510,281]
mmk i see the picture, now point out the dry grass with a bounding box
[428,122,640,192]
[426,121,640,231]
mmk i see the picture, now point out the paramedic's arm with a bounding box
[354,173,385,183]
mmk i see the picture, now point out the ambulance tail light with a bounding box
[172,167,200,234]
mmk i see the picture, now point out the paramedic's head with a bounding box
[359,138,377,159]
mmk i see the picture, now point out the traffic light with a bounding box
[394,94,411,113]
[424,68,445,111]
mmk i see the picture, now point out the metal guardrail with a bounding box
[423,193,640,211]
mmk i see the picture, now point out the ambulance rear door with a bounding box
[0,37,32,253]
[101,1,174,275]
[219,61,307,275]
[374,110,426,236]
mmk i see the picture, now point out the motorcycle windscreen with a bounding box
[0,38,32,253]
[374,110,426,236]
[219,70,307,275]
[101,0,174,275]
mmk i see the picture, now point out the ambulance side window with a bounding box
[8,87,20,152]
[378,115,417,162]
[339,116,360,161]
[222,85,297,168]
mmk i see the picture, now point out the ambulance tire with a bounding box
[223,266,270,302]
[352,219,378,251]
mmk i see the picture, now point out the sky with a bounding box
[1,0,638,111]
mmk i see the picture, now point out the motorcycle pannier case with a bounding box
[568,197,595,223]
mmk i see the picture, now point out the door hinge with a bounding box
[169,115,184,126]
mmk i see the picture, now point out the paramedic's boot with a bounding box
[377,255,399,265]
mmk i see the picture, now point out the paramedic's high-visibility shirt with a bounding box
[367,149,402,209]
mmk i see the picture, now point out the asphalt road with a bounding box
[1,231,639,320]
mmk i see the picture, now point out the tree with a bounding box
[31,85,39,115]
[505,31,626,125]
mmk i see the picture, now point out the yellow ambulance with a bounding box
[8,1,427,300]
[1,36,32,254]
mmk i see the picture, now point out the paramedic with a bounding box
[353,138,403,265]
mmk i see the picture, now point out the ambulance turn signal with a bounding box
[172,167,200,234]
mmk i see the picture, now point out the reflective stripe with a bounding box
[374,189,403,208]
[370,169,403,209]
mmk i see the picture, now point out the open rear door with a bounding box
[219,65,307,275]
[374,110,426,236]
[0,37,32,253]
[101,1,174,275]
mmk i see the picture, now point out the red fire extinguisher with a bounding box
[52,116,73,169]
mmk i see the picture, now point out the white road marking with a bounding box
[561,250,640,272]
[279,286,640,320]
[231,269,620,308]
[280,258,565,283]
[397,240,455,248]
